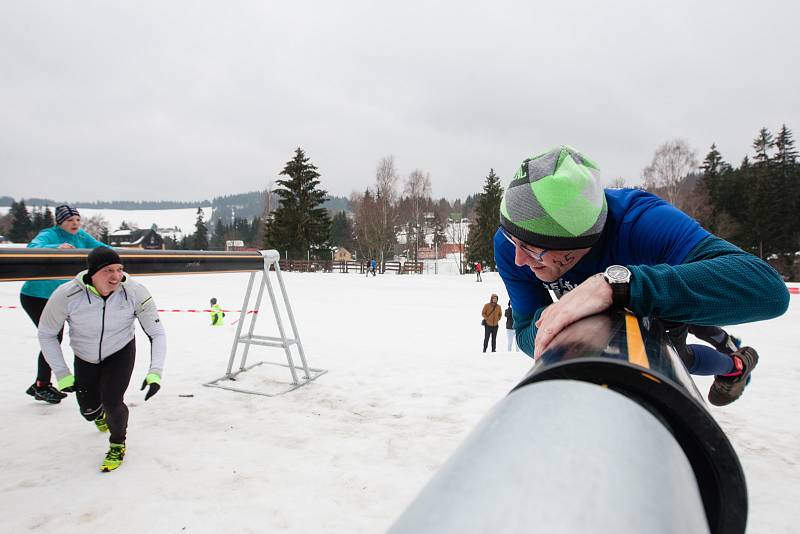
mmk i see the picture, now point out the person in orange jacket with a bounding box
[481,293,503,352]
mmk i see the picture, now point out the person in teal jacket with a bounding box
[20,204,107,404]
[496,146,789,407]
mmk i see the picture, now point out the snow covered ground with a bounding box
[0,272,797,533]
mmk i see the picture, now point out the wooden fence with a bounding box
[272,259,425,274]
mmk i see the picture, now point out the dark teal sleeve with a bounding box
[513,307,546,358]
[629,235,789,325]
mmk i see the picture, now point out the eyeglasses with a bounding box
[499,226,549,263]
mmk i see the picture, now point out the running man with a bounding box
[38,247,166,471]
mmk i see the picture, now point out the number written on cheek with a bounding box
[552,252,577,268]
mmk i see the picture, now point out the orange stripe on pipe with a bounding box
[625,314,649,369]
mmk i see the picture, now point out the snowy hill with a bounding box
[0,206,213,240]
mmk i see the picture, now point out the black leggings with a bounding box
[483,325,499,352]
[662,322,735,366]
[20,293,63,384]
[74,340,136,444]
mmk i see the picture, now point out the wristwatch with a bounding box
[603,265,631,309]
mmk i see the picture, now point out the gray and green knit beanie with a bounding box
[499,145,607,250]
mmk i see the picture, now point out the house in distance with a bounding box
[108,228,165,250]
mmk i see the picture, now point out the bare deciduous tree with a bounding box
[350,189,382,260]
[642,139,698,208]
[83,214,110,240]
[374,156,400,262]
[608,176,627,189]
[445,214,468,274]
[403,169,432,261]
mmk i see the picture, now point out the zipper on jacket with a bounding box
[98,298,107,362]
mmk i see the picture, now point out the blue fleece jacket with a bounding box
[20,227,107,299]
[495,188,790,357]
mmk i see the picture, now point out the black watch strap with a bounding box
[604,265,631,309]
[610,281,630,309]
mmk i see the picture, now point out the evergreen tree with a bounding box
[748,128,783,257]
[432,213,447,248]
[30,208,44,234]
[466,169,504,269]
[249,216,261,247]
[772,125,800,254]
[211,218,226,250]
[329,210,355,251]
[263,147,331,259]
[42,207,54,228]
[774,124,798,168]
[9,200,33,242]
[700,143,724,177]
[192,207,209,250]
[752,127,774,165]
[698,144,727,233]
[462,194,478,217]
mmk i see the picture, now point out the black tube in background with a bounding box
[0,248,264,281]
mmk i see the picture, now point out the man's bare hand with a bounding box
[57,243,75,249]
[534,273,613,359]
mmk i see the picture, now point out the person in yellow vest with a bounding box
[210,298,225,326]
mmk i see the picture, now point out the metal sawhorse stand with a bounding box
[204,250,327,396]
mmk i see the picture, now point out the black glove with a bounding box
[141,373,161,401]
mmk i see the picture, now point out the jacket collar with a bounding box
[74,269,129,299]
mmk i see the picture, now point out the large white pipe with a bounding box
[389,379,709,534]
[389,312,747,534]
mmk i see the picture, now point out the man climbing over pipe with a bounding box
[495,145,789,406]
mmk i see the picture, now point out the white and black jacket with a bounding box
[38,270,166,381]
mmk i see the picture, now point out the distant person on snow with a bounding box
[370,258,378,276]
[38,247,166,472]
[210,297,225,326]
[20,204,107,405]
[475,262,482,282]
[496,145,789,406]
[481,293,503,353]
[505,301,519,352]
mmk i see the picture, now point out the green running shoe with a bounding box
[94,411,109,433]
[100,443,125,472]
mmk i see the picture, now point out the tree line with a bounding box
[259,148,479,269]
[704,126,798,274]
[7,128,795,279]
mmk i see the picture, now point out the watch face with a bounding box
[606,265,630,283]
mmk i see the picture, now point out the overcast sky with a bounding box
[1,1,798,203]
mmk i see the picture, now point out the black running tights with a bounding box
[74,340,136,444]
[483,325,499,352]
[20,293,63,384]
